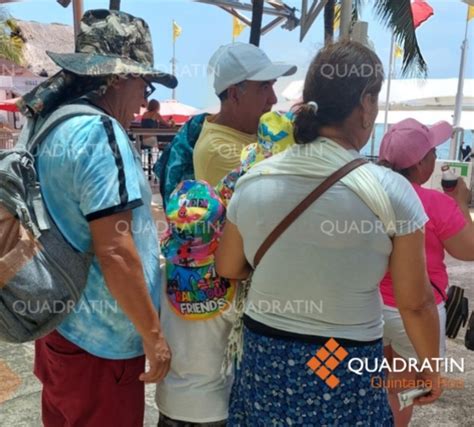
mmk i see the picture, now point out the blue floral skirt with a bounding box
[228,327,393,427]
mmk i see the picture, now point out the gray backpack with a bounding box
[0,104,108,343]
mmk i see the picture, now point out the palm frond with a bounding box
[0,11,24,64]
[373,0,427,77]
[351,0,427,77]
[0,35,23,63]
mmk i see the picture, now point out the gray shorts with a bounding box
[383,303,446,360]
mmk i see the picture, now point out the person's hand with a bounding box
[445,178,471,205]
[139,330,171,383]
[414,371,442,405]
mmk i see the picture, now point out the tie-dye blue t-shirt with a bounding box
[36,114,161,359]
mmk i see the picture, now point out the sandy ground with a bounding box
[0,209,472,427]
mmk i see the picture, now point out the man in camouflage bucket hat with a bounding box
[31,9,176,426]
[19,8,176,117]
[47,9,176,84]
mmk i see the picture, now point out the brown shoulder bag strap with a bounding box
[253,158,368,268]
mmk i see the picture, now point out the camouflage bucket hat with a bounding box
[46,9,177,88]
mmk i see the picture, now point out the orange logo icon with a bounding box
[307,338,348,389]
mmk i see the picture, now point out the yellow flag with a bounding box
[173,20,182,41]
[334,4,341,31]
[394,44,403,59]
[468,6,474,22]
[232,16,246,39]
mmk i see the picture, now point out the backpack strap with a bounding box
[15,103,110,237]
[17,103,108,153]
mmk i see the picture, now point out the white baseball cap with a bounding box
[208,42,297,95]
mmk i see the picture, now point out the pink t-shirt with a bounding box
[380,183,467,306]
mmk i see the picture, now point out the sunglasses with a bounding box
[142,77,155,99]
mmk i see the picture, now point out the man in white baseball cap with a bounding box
[155,43,295,427]
[193,42,297,186]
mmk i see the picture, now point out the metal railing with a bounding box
[128,128,177,183]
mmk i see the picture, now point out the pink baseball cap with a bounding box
[379,118,453,169]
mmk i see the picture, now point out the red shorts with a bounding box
[34,330,145,427]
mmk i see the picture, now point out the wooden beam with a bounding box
[249,0,264,46]
[72,0,83,40]
[300,0,328,41]
[323,0,335,46]
[109,0,121,10]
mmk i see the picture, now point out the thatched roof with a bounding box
[16,20,74,77]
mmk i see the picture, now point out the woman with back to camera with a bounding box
[141,99,173,128]
[378,118,474,427]
[215,41,442,426]
[140,99,173,149]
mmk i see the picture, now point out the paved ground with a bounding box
[408,252,474,427]
[1,213,473,427]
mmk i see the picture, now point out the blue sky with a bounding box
[4,0,474,109]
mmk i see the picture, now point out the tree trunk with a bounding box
[109,0,121,10]
[324,0,335,46]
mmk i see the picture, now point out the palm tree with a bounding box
[324,0,428,76]
[0,7,23,64]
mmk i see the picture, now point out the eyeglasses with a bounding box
[142,77,155,99]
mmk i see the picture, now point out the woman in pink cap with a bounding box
[378,118,474,426]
